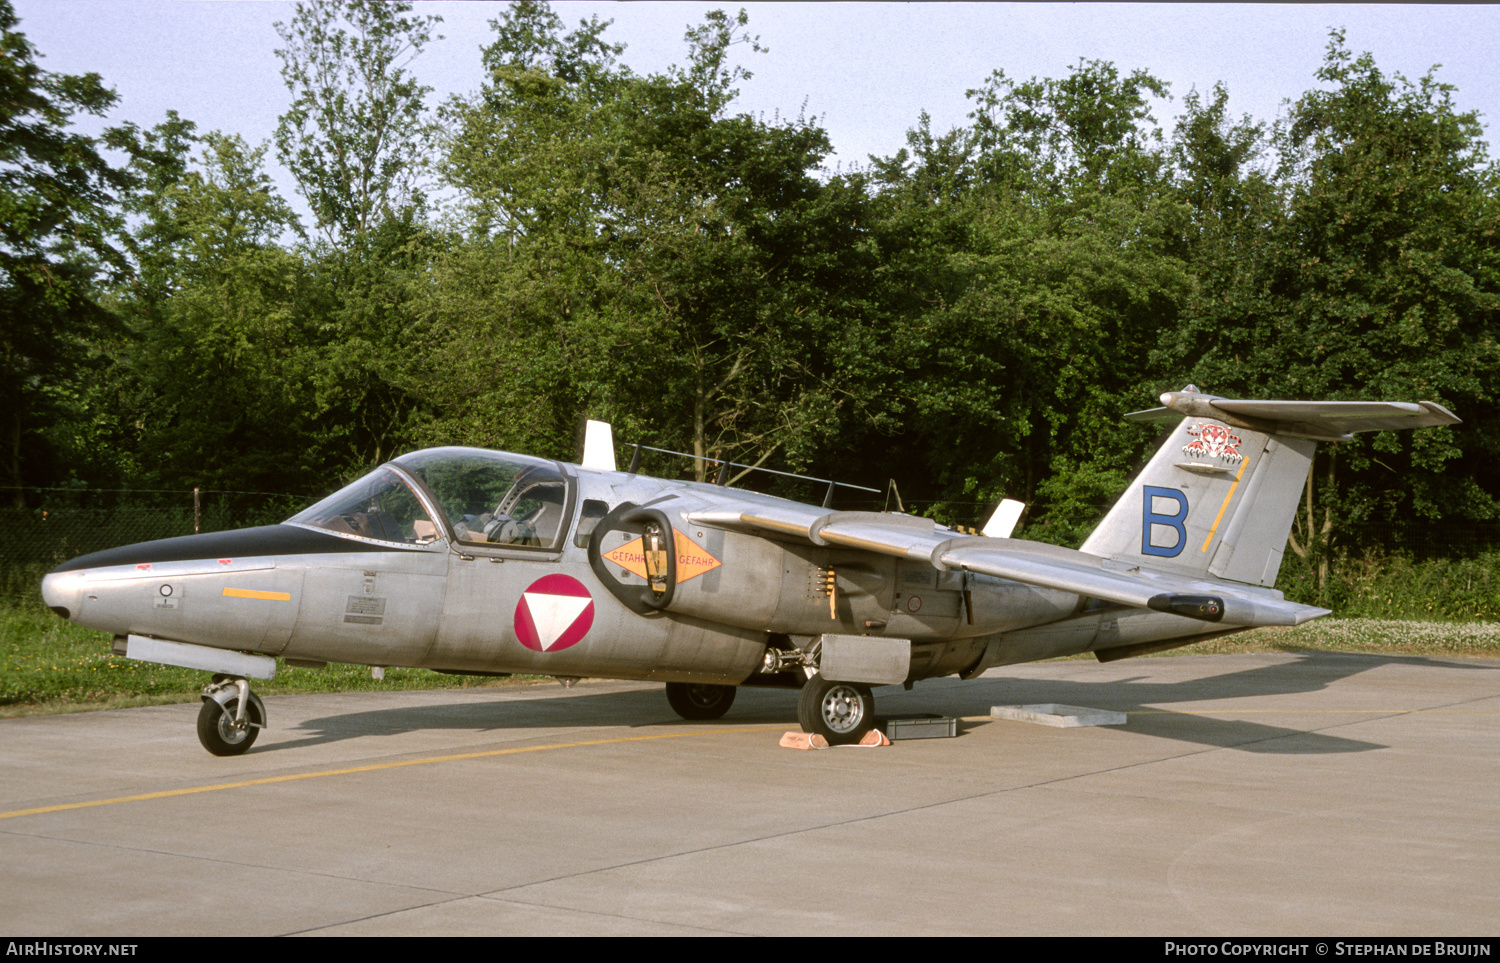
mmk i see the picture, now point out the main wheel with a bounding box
[664,682,737,720]
[197,697,263,756]
[797,677,875,745]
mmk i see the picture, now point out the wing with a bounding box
[686,506,1326,627]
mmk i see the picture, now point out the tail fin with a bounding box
[1078,387,1459,587]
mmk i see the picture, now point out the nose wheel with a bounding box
[798,676,875,745]
[197,679,267,756]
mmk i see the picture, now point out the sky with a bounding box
[12,1,1500,218]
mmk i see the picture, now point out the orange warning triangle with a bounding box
[672,530,722,582]
[603,537,649,579]
[602,529,721,584]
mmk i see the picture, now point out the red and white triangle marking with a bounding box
[513,574,595,652]
[521,592,592,650]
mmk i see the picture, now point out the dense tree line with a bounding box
[5,1,1497,577]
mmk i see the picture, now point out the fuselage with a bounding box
[41,447,1221,686]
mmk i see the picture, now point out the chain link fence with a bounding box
[1,490,313,596]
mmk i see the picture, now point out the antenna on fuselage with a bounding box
[884,479,904,514]
[618,441,881,503]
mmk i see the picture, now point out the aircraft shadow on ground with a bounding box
[261,651,1491,756]
[911,651,1496,756]
[266,685,803,752]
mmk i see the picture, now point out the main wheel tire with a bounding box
[197,697,263,756]
[665,682,737,720]
[797,677,875,745]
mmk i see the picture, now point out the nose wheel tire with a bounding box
[197,697,264,756]
[797,677,875,745]
[665,682,737,720]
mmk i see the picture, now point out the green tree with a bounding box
[112,131,320,496]
[1170,82,1267,234]
[275,0,442,245]
[1164,81,1279,331]
[298,218,440,474]
[862,59,1188,535]
[1170,33,1500,573]
[861,183,1188,538]
[442,0,623,241]
[0,0,132,506]
[429,5,877,484]
[115,111,201,304]
[269,0,448,479]
[966,59,1171,194]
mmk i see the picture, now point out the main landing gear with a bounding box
[663,677,878,745]
[664,682,737,720]
[797,676,875,745]
[197,676,267,756]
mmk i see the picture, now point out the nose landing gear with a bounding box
[197,677,267,756]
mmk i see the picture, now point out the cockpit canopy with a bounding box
[287,448,573,550]
[397,448,571,548]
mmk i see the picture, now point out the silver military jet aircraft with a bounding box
[41,388,1458,755]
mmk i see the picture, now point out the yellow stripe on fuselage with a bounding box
[222,587,291,601]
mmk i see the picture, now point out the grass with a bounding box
[1277,549,1500,622]
[1145,618,1500,659]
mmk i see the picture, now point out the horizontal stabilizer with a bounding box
[1127,389,1460,440]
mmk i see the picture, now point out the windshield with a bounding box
[287,468,440,546]
[394,448,573,550]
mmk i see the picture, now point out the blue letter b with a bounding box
[1141,487,1188,558]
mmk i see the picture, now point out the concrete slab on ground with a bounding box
[2,652,1497,936]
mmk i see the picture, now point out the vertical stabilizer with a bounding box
[1079,388,1458,587]
[1078,417,1312,586]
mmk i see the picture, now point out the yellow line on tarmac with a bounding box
[1132,708,1500,715]
[964,708,1500,721]
[0,726,786,822]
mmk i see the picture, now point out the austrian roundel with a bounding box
[513,574,595,652]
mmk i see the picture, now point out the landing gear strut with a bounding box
[797,676,875,745]
[197,677,267,756]
[664,682,737,720]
